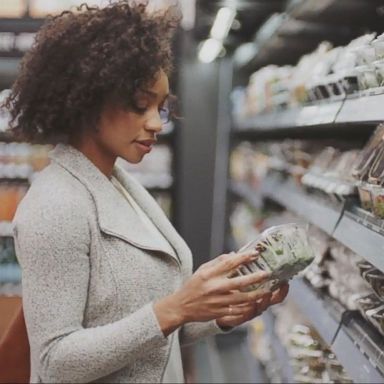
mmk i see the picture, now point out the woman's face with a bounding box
[95,69,170,164]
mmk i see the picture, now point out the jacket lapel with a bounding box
[49,144,189,264]
[112,165,192,264]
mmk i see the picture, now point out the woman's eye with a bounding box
[132,103,149,113]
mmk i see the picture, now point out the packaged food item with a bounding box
[356,182,373,211]
[366,145,384,217]
[366,304,384,336]
[233,223,315,293]
[353,124,384,177]
[356,293,382,319]
[372,37,384,60]
[357,260,376,278]
[364,269,384,300]
[370,186,384,218]
[374,60,384,86]
[356,65,380,90]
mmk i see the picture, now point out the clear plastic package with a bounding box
[233,223,315,292]
[364,269,384,300]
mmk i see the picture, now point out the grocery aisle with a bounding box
[193,0,384,383]
[218,0,384,382]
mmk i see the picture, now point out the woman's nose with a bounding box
[145,113,163,132]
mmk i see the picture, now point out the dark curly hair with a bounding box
[3,1,180,143]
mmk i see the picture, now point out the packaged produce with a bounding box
[356,65,380,90]
[352,124,384,181]
[370,186,384,218]
[363,269,384,300]
[366,304,384,336]
[233,223,315,293]
[356,294,382,319]
[357,260,376,278]
[357,182,373,211]
[374,60,384,86]
[372,34,384,60]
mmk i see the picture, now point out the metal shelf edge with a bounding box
[229,177,384,273]
[333,213,384,274]
[262,176,341,235]
[289,279,340,345]
[332,324,384,383]
[233,90,384,134]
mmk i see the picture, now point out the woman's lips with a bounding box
[134,140,155,153]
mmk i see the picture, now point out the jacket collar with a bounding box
[49,144,189,264]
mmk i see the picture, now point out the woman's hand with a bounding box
[154,251,271,336]
[215,282,289,329]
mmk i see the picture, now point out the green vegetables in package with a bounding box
[234,223,315,293]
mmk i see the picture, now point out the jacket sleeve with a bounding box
[180,321,232,346]
[13,197,168,384]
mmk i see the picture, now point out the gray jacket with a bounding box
[13,143,225,383]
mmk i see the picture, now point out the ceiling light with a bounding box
[210,7,236,41]
[198,38,223,63]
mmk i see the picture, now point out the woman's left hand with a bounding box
[215,282,289,329]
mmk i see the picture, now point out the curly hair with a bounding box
[3,1,179,143]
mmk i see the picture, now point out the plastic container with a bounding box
[370,186,384,218]
[373,60,384,86]
[357,260,376,278]
[356,65,380,90]
[364,269,384,300]
[357,182,373,211]
[234,223,315,293]
[366,304,384,336]
[356,294,383,319]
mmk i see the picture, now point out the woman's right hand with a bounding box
[154,251,270,336]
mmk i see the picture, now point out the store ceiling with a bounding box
[194,0,384,72]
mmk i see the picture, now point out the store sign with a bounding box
[0,32,35,55]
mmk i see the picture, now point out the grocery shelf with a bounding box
[233,101,344,133]
[233,89,384,137]
[230,176,341,234]
[0,18,44,33]
[335,90,384,125]
[230,176,384,274]
[262,175,342,235]
[333,207,384,274]
[289,279,384,383]
[289,279,341,345]
[333,312,384,383]
[262,310,296,383]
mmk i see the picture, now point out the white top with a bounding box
[110,176,184,384]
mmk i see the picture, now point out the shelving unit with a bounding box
[261,310,295,383]
[250,279,384,384]
[289,279,384,383]
[233,87,384,135]
[240,0,382,72]
[227,14,384,376]
[230,176,384,274]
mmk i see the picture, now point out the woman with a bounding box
[4,2,288,383]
